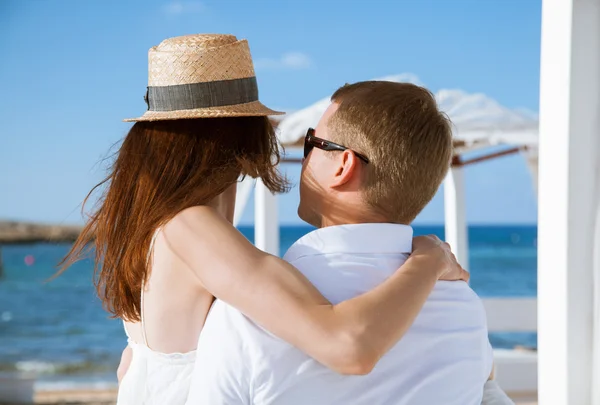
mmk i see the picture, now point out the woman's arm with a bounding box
[163,206,467,375]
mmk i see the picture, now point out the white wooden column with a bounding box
[538,0,600,403]
[254,178,280,256]
[444,166,469,270]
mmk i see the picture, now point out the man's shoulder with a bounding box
[426,281,488,326]
[432,280,481,297]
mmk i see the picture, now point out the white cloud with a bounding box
[163,1,205,15]
[280,52,312,69]
[255,52,313,70]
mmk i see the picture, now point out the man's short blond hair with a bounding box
[329,81,453,224]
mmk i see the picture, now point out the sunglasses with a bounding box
[303,128,369,164]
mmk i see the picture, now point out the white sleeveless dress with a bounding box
[116,231,197,405]
[117,327,196,405]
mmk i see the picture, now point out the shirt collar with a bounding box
[283,223,414,263]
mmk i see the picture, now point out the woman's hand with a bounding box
[411,235,469,282]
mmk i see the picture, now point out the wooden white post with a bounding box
[254,178,280,256]
[444,166,469,270]
[538,0,599,403]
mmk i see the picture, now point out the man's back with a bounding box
[186,224,493,405]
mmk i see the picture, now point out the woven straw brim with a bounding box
[124,100,284,122]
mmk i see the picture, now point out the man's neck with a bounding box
[319,207,389,228]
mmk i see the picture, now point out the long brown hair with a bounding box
[59,117,287,322]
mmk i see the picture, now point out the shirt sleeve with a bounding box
[481,381,515,405]
[186,301,253,405]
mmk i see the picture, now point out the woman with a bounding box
[60,34,468,404]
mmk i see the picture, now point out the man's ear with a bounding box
[331,150,361,188]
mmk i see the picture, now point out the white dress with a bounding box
[116,231,196,405]
[116,326,196,405]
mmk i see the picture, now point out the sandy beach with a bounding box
[35,388,116,404]
[0,388,537,405]
[0,388,117,405]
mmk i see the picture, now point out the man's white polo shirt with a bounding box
[186,224,493,405]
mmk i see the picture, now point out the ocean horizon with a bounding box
[0,224,537,387]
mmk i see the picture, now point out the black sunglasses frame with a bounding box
[303,128,370,164]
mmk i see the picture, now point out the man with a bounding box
[186,81,512,404]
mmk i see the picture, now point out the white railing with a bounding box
[483,298,537,396]
[483,298,537,332]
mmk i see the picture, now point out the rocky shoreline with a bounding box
[0,221,82,245]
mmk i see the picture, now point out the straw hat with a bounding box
[124,34,283,122]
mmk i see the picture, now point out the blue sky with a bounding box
[0,0,541,226]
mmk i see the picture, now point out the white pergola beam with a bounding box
[444,166,469,270]
[537,0,600,403]
[254,178,280,256]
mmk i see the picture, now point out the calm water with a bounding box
[0,225,537,386]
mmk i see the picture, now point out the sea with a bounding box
[0,225,537,389]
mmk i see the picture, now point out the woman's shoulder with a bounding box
[164,206,233,238]
[162,205,254,257]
